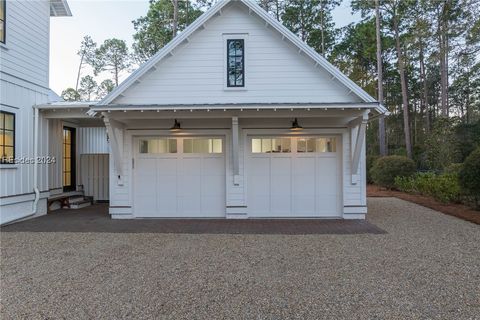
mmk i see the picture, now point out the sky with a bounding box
[49,0,361,95]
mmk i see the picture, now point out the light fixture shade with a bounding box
[290,118,303,130]
[170,119,181,131]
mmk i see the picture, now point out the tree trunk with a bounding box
[438,3,449,116]
[275,0,280,20]
[320,2,325,55]
[75,54,84,92]
[419,42,429,133]
[393,15,412,159]
[172,0,179,38]
[115,65,119,87]
[375,0,387,156]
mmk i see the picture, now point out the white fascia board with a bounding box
[91,103,381,112]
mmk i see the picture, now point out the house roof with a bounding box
[99,0,387,115]
[50,0,72,17]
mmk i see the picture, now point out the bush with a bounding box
[395,172,462,203]
[366,154,379,184]
[459,147,480,204]
[370,156,416,188]
[444,163,463,175]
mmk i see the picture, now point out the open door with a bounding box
[63,126,76,192]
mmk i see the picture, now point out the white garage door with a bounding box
[134,137,225,218]
[247,136,341,218]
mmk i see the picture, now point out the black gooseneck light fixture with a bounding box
[170,119,181,131]
[290,118,303,131]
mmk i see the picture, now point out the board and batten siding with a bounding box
[78,127,109,154]
[0,0,50,88]
[80,154,109,201]
[0,77,50,198]
[114,3,361,106]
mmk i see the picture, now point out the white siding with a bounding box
[78,127,109,154]
[48,119,63,195]
[0,0,50,87]
[115,3,360,106]
[80,154,109,201]
[0,76,50,198]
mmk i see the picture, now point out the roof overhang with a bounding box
[50,0,72,17]
[91,102,387,115]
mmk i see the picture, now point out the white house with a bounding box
[92,0,387,220]
[1,0,387,224]
[0,0,109,225]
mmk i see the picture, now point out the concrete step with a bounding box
[69,199,92,209]
[68,196,85,204]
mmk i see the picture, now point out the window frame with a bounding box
[0,110,15,164]
[250,136,338,154]
[223,34,248,91]
[226,39,245,88]
[0,0,5,44]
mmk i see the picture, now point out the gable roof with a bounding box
[99,0,387,114]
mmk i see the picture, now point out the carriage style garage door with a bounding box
[134,137,225,217]
[247,136,341,218]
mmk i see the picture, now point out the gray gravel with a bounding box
[1,197,479,319]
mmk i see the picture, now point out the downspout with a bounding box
[1,107,40,225]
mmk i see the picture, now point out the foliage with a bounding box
[75,35,97,91]
[423,117,462,171]
[366,154,379,184]
[394,172,462,203]
[132,0,203,62]
[94,38,131,86]
[96,79,115,100]
[61,88,80,102]
[78,75,97,101]
[458,147,480,203]
[282,0,340,56]
[370,155,416,188]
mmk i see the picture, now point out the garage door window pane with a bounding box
[281,138,291,152]
[211,139,222,153]
[316,138,336,152]
[252,139,261,153]
[261,138,272,153]
[140,139,177,153]
[252,138,291,153]
[184,138,223,154]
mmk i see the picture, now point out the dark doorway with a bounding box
[63,126,76,192]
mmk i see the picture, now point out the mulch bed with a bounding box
[368,184,480,225]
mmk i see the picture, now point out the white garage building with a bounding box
[89,0,387,220]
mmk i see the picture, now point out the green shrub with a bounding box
[444,163,463,175]
[459,147,480,203]
[370,156,416,188]
[366,154,379,184]
[395,172,461,203]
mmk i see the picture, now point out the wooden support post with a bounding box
[349,111,369,184]
[103,113,125,186]
[232,117,240,185]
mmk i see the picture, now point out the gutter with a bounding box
[1,108,40,225]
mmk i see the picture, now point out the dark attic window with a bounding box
[227,39,244,87]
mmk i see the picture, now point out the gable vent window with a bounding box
[227,39,244,87]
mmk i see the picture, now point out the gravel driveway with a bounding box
[1,198,479,319]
